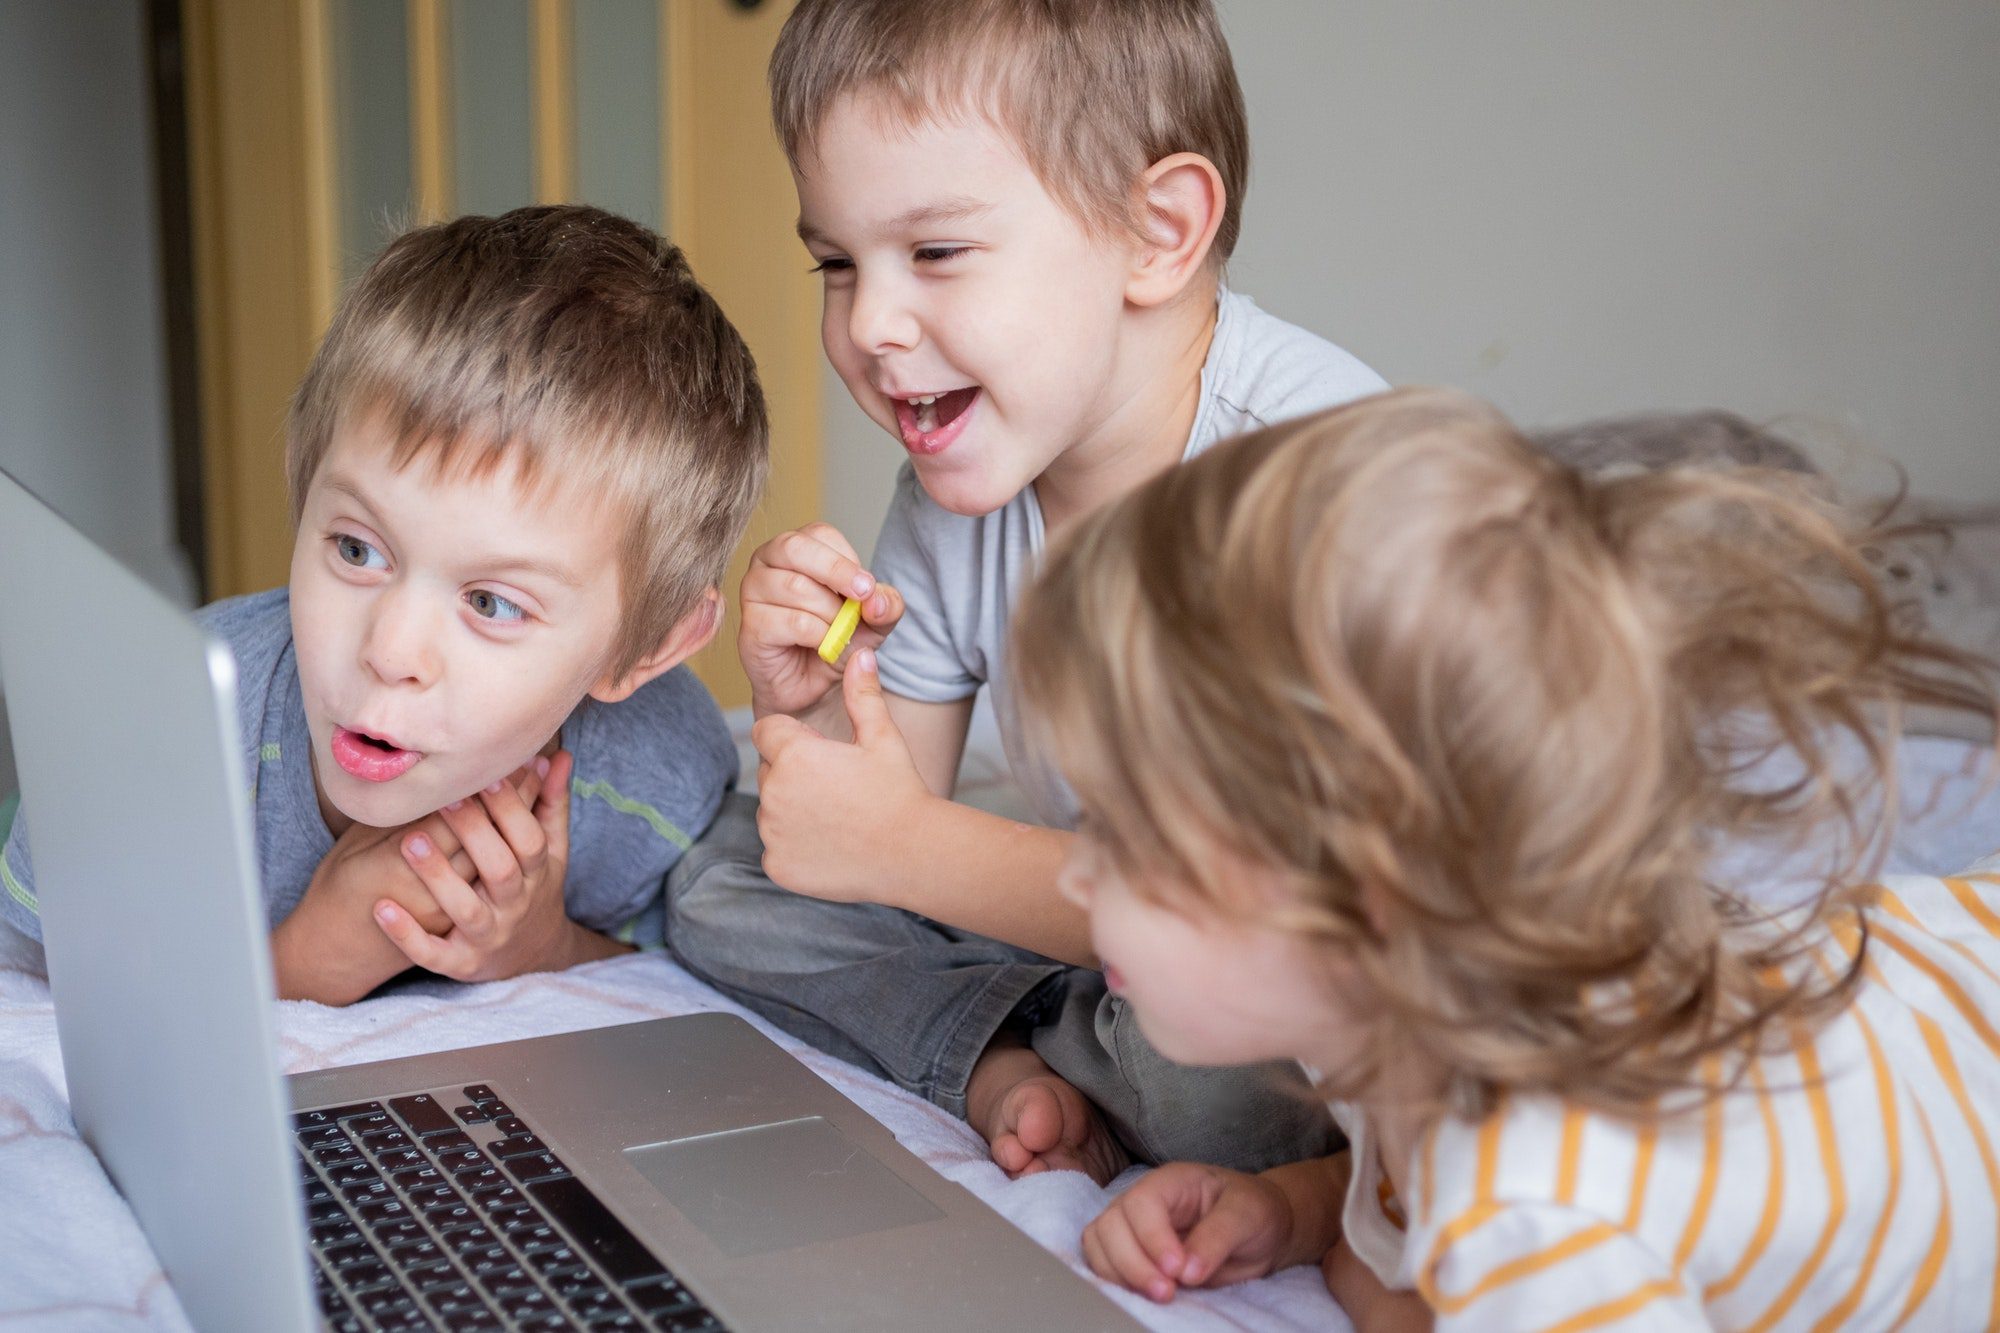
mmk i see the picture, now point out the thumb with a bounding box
[752,712,817,765]
[1179,1199,1256,1287]
[534,750,573,860]
[842,648,894,746]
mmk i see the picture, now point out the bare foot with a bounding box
[964,1037,1130,1185]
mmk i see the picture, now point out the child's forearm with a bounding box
[1263,1152,1352,1272]
[878,798,1093,965]
[270,912,410,1006]
[559,922,635,968]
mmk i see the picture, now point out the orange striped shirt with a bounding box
[1344,857,2000,1331]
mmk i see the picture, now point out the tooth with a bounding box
[916,400,939,433]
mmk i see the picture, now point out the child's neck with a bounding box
[1034,278,1220,536]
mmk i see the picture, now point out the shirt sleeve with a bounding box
[560,666,738,935]
[868,464,983,704]
[1413,1202,1703,1333]
[0,805,42,943]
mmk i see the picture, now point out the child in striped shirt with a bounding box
[1010,387,2000,1330]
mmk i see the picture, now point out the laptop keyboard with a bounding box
[297,1084,726,1332]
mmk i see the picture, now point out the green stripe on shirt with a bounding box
[570,777,692,850]
[2,853,37,915]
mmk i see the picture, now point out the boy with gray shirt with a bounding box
[667,0,1384,1182]
[2,205,765,1006]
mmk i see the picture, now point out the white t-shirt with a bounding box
[869,286,1387,826]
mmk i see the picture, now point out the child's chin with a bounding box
[329,781,431,830]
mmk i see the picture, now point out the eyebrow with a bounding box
[316,473,584,591]
[796,196,994,247]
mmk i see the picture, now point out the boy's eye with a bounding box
[806,255,852,275]
[913,246,970,264]
[465,589,527,623]
[333,534,386,570]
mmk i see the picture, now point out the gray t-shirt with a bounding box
[871,287,1387,826]
[0,587,736,950]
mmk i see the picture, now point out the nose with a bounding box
[847,270,920,356]
[361,584,441,689]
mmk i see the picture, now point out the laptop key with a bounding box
[382,1232,442,1264]
[455,1242,519,1281]
[389,1092,457,1137]
[461,1084,499,1103]
[625,1279,697,1315]
[334,1254,392,1292]
[362,1126,413,1153]
[301,1174,335,1205]
[307,1196,349,1226]
[404,1182,463,1211]
[295,1101,381,1130]
[346,1111,394,1136]
[476,1269,544,1300]
[369,1217,428,1249]
[424,1200,481,1230]
[492,1115,529,1138]
[392,1163,447,1191]
[509,1222,564,1253]
[327,1159,383,1189]
[355,1282,419,1316]
[585,1312,645,1331]
[427,1129,475,1154]
[526,1176,667,1285]
[375,1146,428,1173]
[442,1223,498,1253]
[506,1151,572,1183]
[491,1133,550,1160]
[454,1103,493,1124]
[471,1181,525,1211]
[453,1165,508,1193]
[653,1310,722,1333]
[339,1178,394,1207]
[435,1146,490,1174]
[567,1290,630,1318]
[355,1197,412,1226]
[308,1219,364,1249]
[497,1287,560,1319]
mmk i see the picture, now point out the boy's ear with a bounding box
[589,588,723,704]
[1125,152,1227,309]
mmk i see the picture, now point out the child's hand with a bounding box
[272,793,499,1004]
[751,649,933,903]
[1323,1240,1434,1331]
[372,751,605,982]
[738,522,904,720]
[1081,1163,1296,1303]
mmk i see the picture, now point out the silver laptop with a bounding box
[0,467,1140,1333]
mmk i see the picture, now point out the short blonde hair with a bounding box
[771,0,1250,261]
[1014,387,1997,1116]
[288,205,768,679]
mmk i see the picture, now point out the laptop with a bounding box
[0,467,1140,1333]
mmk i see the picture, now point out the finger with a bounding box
[1080,1221,1120,1288]
[1094,1207,1176,1303]
[439,797,524,904]
[402,829,497,937]
[532,750,573,864]
[751,712,818,764]
[412,812,474,881]
[841,648,896,747]
[763,526,875,603]
[476,772,549,880]
[1120,1184,1190,1280]
[1180,1201,1256,1287]
[373,899,457,972]
[857,581,904,629]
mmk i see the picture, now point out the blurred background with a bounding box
[2,0,1996,800]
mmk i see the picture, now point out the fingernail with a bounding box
[855,647,876,673]
[375,904,396,924]
[853,573,874,598]
[406,834,430,858]
[1182,1258,1206,1284]
[486,780,503,795]
[867,593,887,619]
[445,799,464,812]
[535,756,551,778]
[1161,1250,1184,1278]
[1150,1279,1173,1302]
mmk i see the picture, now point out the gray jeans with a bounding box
[664,792,1338,1173]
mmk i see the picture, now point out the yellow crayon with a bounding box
[817,596,863,666]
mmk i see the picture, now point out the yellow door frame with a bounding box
[183,0,819,710]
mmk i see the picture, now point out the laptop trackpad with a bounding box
[625,1116,944,1257]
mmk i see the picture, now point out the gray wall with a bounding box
[822,1,2000,554]
[0,3,182,798]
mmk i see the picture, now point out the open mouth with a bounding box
[330,724,424,783]
[892,387,979,455]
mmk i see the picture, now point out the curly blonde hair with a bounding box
[1013,387,1996,1117]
